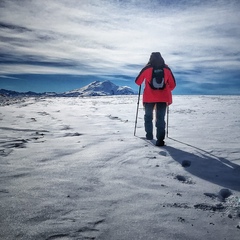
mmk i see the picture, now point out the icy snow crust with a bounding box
[0,95,240,240]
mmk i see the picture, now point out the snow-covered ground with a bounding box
[0,95,240,240]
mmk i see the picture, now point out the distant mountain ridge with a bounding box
[0,81,136,97]
[63,80,136,96]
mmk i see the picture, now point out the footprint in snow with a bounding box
[64,132,83,137]
[108,115,128,122]
[181,160,191,167]
[175,174,195,184]
[194,203,225,212]
[204,188,232,202]
[45,233,70,240]
[218,188,232,202]
[61,125,71,130]
[159,151,167,156]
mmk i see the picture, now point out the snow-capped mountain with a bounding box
[63,81,136,96]
[0,81,136,97]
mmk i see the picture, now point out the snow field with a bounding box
[0,95,239,240]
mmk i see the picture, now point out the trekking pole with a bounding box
[166,105,169,137]
[134,85,141,136]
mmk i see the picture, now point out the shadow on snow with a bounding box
[165,137,240,192]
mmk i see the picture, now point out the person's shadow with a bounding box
[164,138,240,192]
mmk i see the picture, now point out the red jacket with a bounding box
[135,65,176,105]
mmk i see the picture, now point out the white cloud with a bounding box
[0,0,240,90]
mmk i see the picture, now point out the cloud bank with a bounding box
[0,0,240,94]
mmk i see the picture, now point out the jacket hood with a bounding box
[147,52,165,68]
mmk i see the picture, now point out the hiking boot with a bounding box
[146,133,153,140]
[156,139,165,146]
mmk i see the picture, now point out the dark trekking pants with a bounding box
[144,102,167,140]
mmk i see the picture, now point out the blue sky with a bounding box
[0,0,240,94]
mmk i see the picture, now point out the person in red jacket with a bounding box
[135,52,176,146]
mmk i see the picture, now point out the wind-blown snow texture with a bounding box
[0,95,240,240]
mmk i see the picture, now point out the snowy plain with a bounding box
[0,95,240,240]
